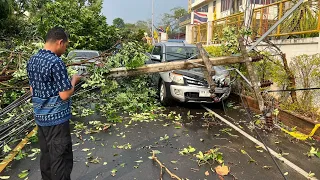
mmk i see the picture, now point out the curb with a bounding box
[230,93,320,140]
[0,126,38,173]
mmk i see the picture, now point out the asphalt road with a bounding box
[1,101,320,180]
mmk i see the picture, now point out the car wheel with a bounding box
[159,80,174,106]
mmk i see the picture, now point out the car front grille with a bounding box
[185,79,208,87]
[185,92,213,102]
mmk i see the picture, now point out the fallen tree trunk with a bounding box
[107,56,250,78]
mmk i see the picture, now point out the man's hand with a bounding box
[71,75,82,86]
[59,75,82,101]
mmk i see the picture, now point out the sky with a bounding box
[102,0,188,25]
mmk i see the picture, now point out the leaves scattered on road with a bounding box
[179,146,196,155]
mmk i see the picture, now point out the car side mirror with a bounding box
[151,55,161,62]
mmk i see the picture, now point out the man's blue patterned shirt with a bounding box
[27,49,72,126]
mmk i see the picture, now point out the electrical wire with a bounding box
[264,87,320,93]
[234,64,288,180]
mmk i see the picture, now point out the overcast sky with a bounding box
[102,0,188,25]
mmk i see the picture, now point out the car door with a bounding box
[149,45,162,87]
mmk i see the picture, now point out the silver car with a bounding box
[147,42,231,106]
[67,50,100,75]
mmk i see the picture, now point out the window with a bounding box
[152,46,163,59]
[221,0,231,12]
[196,5,209,12]
[250,0,274,4]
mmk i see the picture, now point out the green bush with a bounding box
[204,45,223,57]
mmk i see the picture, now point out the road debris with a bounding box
[151,150,182,180]
[214,165,229,176]
[240,149,256,164]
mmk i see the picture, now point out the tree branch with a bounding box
[152,151,182,180]
[1,52,14,75]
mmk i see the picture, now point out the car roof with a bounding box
[167,39,185,43]
[155,42,196,48]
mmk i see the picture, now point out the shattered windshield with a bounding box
[166,46,198,61]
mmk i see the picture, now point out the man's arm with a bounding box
[52,61,81,101]
[59,75,81,101]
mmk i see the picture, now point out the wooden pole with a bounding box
[196,43,216,95]
[238,37,265,112]
[106,56,249,78]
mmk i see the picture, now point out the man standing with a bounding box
[27,27,81,180]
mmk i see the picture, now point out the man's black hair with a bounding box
[45,27,69,43]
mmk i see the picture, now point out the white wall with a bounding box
[185,25,193,44]
[256,37,320,64]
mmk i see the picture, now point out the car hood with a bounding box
[173,67,228,81]
[173,69,205,80]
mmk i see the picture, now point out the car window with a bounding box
[166,46,197,62]
[152,46,162,60]
[152,46,162,56]
[68,51,99,59]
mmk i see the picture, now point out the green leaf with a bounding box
[18,170,29,179]
[103,162,108,165]
[3,144,11,153]
[153,150,162,154]
[196,151,204,159]
[308,172,315,178]
[188,146,196,153]
[241,149,247,154]
[111,169,117,176]
[0,176,10,180]
[135,160,143,163]
[171,161,177,164]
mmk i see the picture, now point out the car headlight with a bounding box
[169,72,184,84]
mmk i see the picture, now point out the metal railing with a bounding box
[192,23,208,44]
[192,0,320,44]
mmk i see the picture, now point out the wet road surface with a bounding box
[1,101,320,180]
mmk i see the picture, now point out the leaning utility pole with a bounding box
[244,0,253,45]
[152,0,155,44]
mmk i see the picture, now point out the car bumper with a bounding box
[169,85,231,103]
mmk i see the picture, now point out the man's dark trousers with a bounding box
[38,121,73,180]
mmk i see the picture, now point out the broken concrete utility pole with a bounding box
[196,43,216,95]
[239,37,265,112]
[106,55,260,78]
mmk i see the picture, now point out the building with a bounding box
[181,0,278,44]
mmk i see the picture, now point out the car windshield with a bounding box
[166,46,197,62]
[68,51,99,59]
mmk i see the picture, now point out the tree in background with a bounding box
[113,17,125,29]
[0,0,29,39]
[32,0,119,51]
[0,0,12,19]
[158,7,188,38]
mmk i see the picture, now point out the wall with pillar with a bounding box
[256,37,320,64]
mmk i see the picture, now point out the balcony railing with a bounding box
[192,0,320,44]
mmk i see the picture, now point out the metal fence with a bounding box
[192,0,320,44]
[192,23,208,44]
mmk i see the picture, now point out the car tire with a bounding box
[159,80,174,106]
